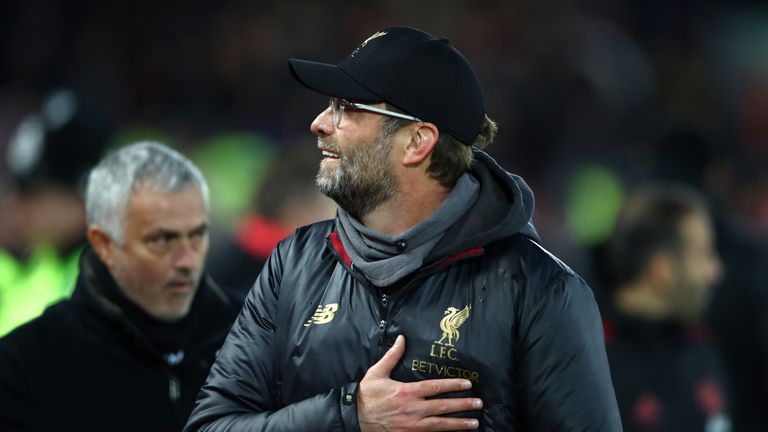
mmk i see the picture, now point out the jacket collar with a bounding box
[71,247,236,358]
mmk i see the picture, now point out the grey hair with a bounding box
[85,141,209,244]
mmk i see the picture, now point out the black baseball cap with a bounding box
[289,26,485,146]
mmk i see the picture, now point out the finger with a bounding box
[418,397,483,417]
[367,335,406,378]
[416,416,480,431]
[410,378,473,398]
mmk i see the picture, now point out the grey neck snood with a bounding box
[335,173,479,287]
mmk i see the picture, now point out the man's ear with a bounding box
[87,225,116,268]
[403,123,439,166]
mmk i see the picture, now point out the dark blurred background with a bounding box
[1,0,767,251]
[1,0,767,430]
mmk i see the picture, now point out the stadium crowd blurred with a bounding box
[1,0,767,430]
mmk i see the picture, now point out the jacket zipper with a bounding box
[377,293,390,356]
[168,375,181,402]
[327,233,485,357]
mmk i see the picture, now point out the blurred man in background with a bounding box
[0,142,240,431]
[0,88,108,336]
[206,140,334,294]
[603,183,730,432]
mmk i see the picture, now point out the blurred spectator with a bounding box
[0,88,108,336]
[206,139,335,294]
[602,183,730,432]
[0,142,241,431]
[631,122,768,431]
[190,132,277,231]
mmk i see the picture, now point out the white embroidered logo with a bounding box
[350,31,387,57]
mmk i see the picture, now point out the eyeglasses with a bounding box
[329,98,421,129]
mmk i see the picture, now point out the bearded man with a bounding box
[186,26,621,432]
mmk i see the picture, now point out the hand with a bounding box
[357,335,483,431]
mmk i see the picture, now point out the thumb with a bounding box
[367,335,406,378]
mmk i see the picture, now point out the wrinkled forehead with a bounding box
[124,186,208,232]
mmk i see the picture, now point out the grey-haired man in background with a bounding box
[0,142,241,432]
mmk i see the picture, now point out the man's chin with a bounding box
[153,305,193,322]
[152,295,196,322]
[316,176,340,198]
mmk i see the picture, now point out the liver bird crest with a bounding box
[434,304,472,347]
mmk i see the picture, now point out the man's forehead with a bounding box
[128,184,204,203]
[125,186,208,228]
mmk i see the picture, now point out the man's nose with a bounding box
[173,239,203,271]
[311,105,334,137]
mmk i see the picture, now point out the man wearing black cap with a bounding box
[186,27,621,431]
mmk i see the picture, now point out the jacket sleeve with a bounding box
[184,238,361,432]
[515,270,622,431]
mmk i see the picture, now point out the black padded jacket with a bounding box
[0,249,241,432]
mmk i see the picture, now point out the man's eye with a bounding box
[150,235,169,246]
[190,231,205,244]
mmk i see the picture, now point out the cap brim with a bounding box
[289,58,381,102]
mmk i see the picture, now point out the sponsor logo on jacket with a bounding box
[303,303,339,327]
[410,304,480,383]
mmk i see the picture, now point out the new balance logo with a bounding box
[304,303,339,327]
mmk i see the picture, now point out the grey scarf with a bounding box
[335,173,479,287]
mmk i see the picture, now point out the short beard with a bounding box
[316,129,397,219]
